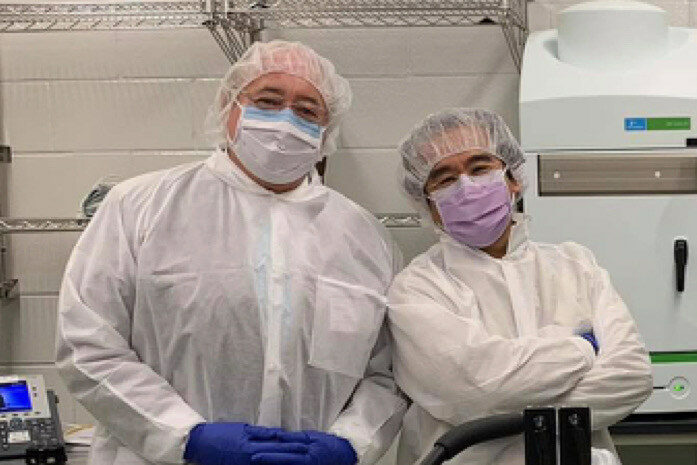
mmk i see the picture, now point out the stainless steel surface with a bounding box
[229,0,526,28]
[538,152,697,195]
[0,218,90,234]
[0,2,207,31]
[377,213,422,228]
[0,214,418,233]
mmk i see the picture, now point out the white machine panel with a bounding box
[525,153,697,353]
[525,153,697,412]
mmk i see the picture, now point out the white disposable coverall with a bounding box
[56,148,408,465]
[388,215,652,465]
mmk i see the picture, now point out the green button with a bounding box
[674,384,685,392]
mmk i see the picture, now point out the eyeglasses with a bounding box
[425,154,504,194]
[428,169,507,202]
[238,92,326,125]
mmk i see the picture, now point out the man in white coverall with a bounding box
[56,41,407,465]
[388,108,653,465]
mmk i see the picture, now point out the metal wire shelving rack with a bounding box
[0,0,528,68]
[0,0,527,298]
[0,2,207,31]
[0,217,90,234]
[228,0,527,68]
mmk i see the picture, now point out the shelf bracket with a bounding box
[203,0,262,64]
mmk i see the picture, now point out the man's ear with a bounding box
[506,170,521,194]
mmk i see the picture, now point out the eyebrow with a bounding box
[295,95,322,108]
[428,165,455,183]
[254,87,284,96]
[252,87,322,109]
[465,153,498,166]
[425,166,459,193]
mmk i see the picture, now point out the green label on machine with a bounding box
[647,117,691,131]
[651,352,697,364]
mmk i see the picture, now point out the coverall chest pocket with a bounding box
[309,276,387,378]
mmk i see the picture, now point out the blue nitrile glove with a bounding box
[579,331,599,355]
[184,423,309,465]
[251,430,357,465]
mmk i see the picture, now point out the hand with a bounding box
[184,423,309,465]
[579,331,599,355]
[251,430,357,465]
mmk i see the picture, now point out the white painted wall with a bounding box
[1,1,696,462]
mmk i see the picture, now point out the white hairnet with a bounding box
[398,108,526,203]
[205,40,352,157]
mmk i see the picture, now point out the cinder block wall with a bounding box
[1,1,696,458]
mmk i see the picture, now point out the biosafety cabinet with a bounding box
[520,0,697,413]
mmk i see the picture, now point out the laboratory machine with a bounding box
[520,0,697,414]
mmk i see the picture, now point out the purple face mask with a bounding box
[431,170,513,248]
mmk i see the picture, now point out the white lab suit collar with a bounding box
[205,147,326,202]
[439,213,531,262]
[506,213,531,256]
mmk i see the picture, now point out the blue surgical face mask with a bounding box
[229,105,325,184]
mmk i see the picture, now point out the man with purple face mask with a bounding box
[387,109,653,465]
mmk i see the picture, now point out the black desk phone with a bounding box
[0,375,66,464]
